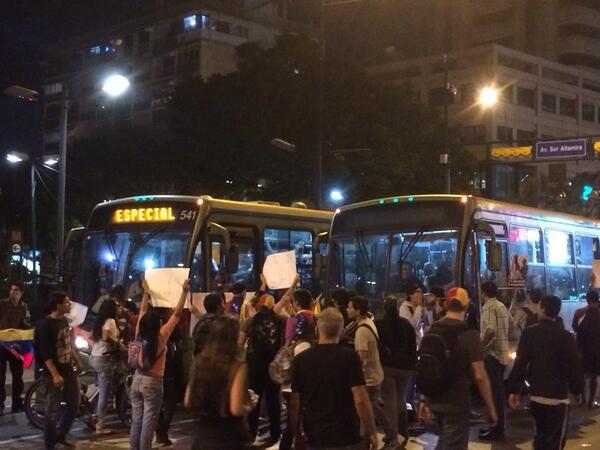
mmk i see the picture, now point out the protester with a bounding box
[285,288,314,342]
[428,286,446,321]
[574,290,600,408]
[192,293,225,355]
[0,282,31,414]
[185,315,253,450]
[239,293,285,445]
[391,262,424,296]
[227,283,247,316]
[111,284,138,344]
[509,292,536,342]
[290,307,379,450]
[130,280,188,450]
[34,291,81,450]
[417,287,497,450]
[330,287,351,325]
[376,296,417,448]
[347,296,397,448]
[90,299,124,435]
[525,288,544,326]
[399,285,426,343]
[479,281,509,441]
[508,295,584,450]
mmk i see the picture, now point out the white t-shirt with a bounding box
[91,318,120,356]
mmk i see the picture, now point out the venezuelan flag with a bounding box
[0,328,35,368]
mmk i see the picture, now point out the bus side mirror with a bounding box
[226,245,239,274]
[486,241,502,272]
[313,232,329,275]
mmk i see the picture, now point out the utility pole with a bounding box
[56,84,69,283]
[316,0,325,209]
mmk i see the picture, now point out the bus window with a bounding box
[508,226,545,291]
[264,228,313,287]
[211,226,256,291]
[478,239,509,287]
[575,235,599,300]
[545,230,576,300]
[188,240,204,292]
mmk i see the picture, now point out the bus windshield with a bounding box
[78,228,191,307]
[330,229,459,303]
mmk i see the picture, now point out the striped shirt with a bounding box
[481,298,510,365]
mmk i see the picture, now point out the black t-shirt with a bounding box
[34,316,73,377]
[427,318,484,414]
[291,344,365,447]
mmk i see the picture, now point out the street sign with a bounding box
[535,139,587,159]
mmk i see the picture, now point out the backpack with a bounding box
[415,321,469,399]
[269,339,309,384]
[247,311,283,365]
[357,323,390,363]
[128,336,154,371]
[192,314,218,355]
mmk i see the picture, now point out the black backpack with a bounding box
[247,311,283,365]
[357,324,390,363]
[192,314,218,356]
[415,321,469,399]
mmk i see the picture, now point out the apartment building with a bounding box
[368,44,600,200]
[42,0,305,152]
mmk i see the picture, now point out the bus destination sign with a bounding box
[113,206,197,223]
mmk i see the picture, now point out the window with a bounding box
[497,126,513,142]
[264,228,313,287]
[516,129,536,141]
[500,86,513,104]
[160,55,175,77]
[542,67,578,86]
[177,49,199,74]
[183,15,197,31]
[215,20,230,34]
[210,226,257,291]
[542,93,556,113]
[189,240,204,292]
[460,125,486,144]
[478,239,509,288]
[233,25,249,38]
[559,97,576,117]
[545,230,576,300]
[582,102,595,122]
[89,46,101,55]
[516,87,535,108]
[575,235,600,299]
[508,226,545,290]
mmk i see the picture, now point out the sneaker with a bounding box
[11,399,24,413]
[55,436,75,448]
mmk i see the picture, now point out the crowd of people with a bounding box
[1,272,600,450]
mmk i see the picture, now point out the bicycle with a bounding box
[24,360,132,430]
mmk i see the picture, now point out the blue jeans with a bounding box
[90,355,115,429]
[130,372,164,450]
[44,371,80,450]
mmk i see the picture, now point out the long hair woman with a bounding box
[90,298,121,434]
[185,314,253,450]
[130,280,189,450]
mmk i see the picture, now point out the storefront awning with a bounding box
[491,146,532,160]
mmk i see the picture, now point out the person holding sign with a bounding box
[130,279,189,450]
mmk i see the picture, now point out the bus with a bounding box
[326,194,598,331]
[73,195,332,313]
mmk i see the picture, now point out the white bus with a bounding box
[326,194,597,330]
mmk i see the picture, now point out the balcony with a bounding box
[558,5,600,30]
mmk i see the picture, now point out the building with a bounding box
[42,0,310,153]
[368,44,600,202]
[328,0,600,73]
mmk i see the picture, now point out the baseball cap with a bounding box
[258,294,275,309]
[446,287,469,308]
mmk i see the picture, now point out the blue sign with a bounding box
[535,139,587,159]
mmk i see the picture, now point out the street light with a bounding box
[478,86,499,108]
[329,188,344,203]
[5,151,59,305]
[102,74,131,97]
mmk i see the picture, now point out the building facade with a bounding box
[368,44,600,202]
[42,0,306,152]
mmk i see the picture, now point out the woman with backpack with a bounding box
[129,279,189,450]
[90,299,124,435]
[185,314,255,450]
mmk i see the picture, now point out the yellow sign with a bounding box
[113,207,176,223]
[491,146,532,160]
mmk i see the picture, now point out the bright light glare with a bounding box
[103,251,115,263]
[102,74,130,97]
[74,336,89,350]
[478,87,499,107]
[144,258,156,270]
[6,154,24,164]
[43,158,59,167]
[329,189,344,203]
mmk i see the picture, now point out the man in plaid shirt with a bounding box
[479,281,510,441]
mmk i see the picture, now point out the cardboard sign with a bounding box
[145,268,190,308]
[263,250,297,289]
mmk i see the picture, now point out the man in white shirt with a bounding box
[399,285,426,344]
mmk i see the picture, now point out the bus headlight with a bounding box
[75,336,89,351]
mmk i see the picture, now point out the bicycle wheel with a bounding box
[24,378,48,430]
[78,370,99,430]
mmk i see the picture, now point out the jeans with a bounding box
[130,372,164,450]
[366,384,394,444]
[484,355,506,433]
[531,402,569,450]
[248,370,281,440]
[0,346,24,407]
[156,375,178,439]
[44,371,80,450]
[434,410,470,450]
[90,355,115,429]
[381,367,413,441]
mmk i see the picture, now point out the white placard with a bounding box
[593,260,600,288]
[145,268,190,308]
[66,301,88,327]
[263,250,297,290]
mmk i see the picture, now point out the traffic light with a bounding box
[582,185,594,201]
